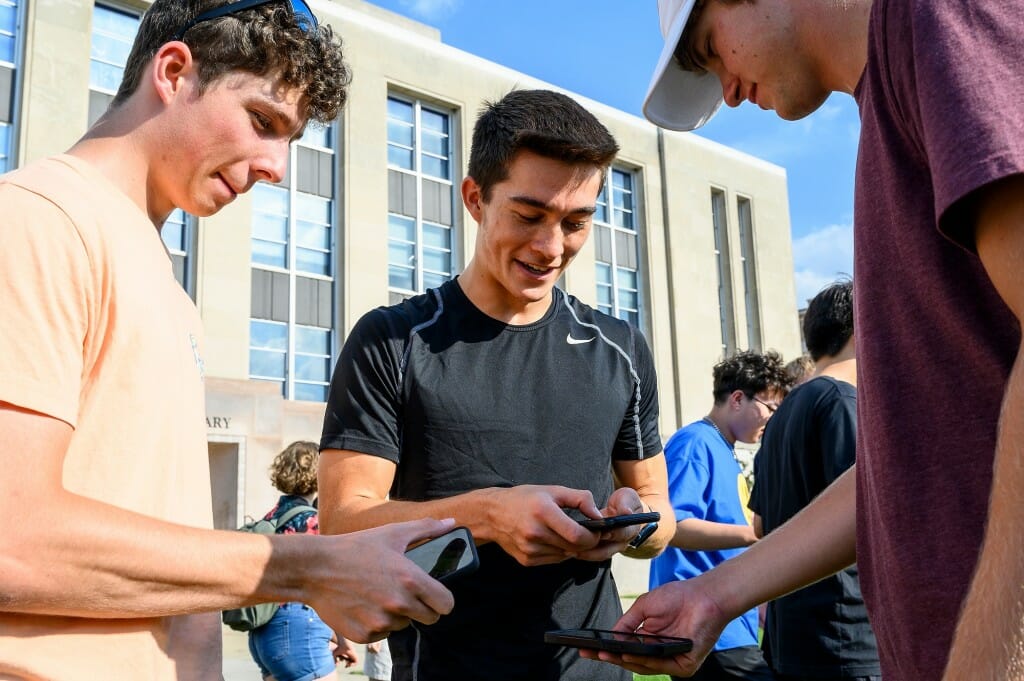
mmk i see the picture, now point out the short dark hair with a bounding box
[467,89,619,202]
[803,279,854,361]
[113,0,351,124]
[712,350,792,404]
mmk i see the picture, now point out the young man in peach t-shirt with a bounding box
[0,1,456,679]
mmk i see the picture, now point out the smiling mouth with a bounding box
[518,261,555,276]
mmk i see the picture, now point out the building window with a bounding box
[250,125,336,402]
[88,4,139,126]
[594,167,643,327]
[1,0,23,173]
[711,188,736,356]
[386,95,455,304]
[161,209,197,298]
[737,197,762,351]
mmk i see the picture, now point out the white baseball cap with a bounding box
[642,0,724,131]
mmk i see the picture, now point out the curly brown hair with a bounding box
[112,0,351,124]
[712,350,793,404]
[269,440,320,496]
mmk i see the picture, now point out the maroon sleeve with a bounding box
[901,0,1024,248]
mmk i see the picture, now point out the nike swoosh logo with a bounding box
[566,333,595,345]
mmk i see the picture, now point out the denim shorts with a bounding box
[248,603,336,681]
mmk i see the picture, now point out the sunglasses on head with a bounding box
[172,0,318,41]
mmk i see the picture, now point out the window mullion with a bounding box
[286,143,298,400]
[414,102,424,292]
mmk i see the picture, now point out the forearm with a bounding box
[319,486,503,543]
[942,355,1024,680]
[0,489,319,618]
[702,466,857,618]
[670,518,756,551]
[946,174,1024,680]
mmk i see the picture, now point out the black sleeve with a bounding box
[320,307,406,462]
[748,449,764,515]
[817,386,858,483]
[612,325,663,461]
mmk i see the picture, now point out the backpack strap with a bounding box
[273,504,317,533]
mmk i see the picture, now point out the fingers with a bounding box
[493,486,602,564]
[334,640,358,667]
[534,487,602,546]
[318,522,458,643]
[551,486,602,520]
[604,487,643,515]
[614,596,648,634]
[579,649,687,676]
[384,516,457,550]
[405,566,456,623]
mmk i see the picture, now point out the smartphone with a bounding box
[577,511,660,531]
[545,628,693,657]
[404,526,479,584]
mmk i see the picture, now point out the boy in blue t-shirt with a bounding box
[650,351,791,681]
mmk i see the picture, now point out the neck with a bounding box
[802,0,873,94]
[457,259,554,325]
[811,341,857,386]
[703,410,736,446]
[814,357,857,386]
[68,101,173,227]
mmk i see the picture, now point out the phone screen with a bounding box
[405,527,479,582]
[544,628,693,657]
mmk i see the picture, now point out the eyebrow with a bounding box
[252,93,307,141]
[275,109,306,142]
[509,195,597,215]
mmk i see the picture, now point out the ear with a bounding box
[150,41,196,106]
[461,176,485,223]
[729,390,746,411]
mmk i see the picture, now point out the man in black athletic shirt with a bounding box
[317,89,673,681]
[748,280,880,681]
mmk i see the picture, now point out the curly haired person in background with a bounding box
[247,441,359,681]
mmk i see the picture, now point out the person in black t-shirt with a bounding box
[317,89,674,681]
[748,280,880,681]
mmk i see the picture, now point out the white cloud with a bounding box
[399,0,460,20]
[791,222,854,307]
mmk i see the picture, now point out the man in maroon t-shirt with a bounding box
[579,1,1024,680]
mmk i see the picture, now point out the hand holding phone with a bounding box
[544,628,693,657]
[404,526,479,584]
[576,511,660,531]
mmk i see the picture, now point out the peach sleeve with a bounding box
[0,185,92,427]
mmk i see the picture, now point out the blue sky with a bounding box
[364,0,858,307]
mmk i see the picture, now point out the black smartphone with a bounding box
[404,526,479,584]
[577,511,660,531]
[544,628,693,657]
